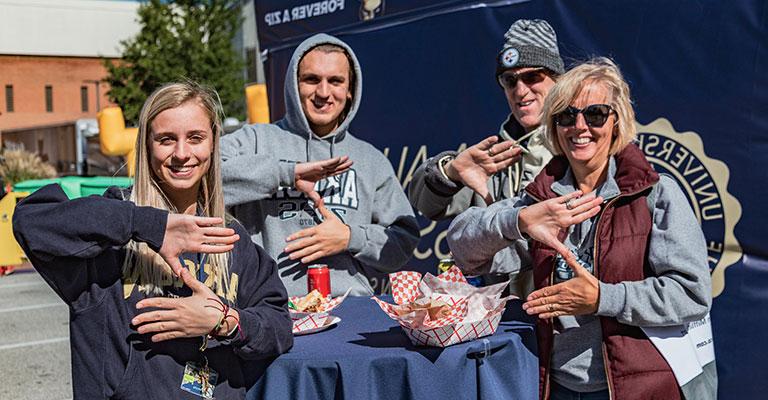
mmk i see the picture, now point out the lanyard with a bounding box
[178,253,209,283]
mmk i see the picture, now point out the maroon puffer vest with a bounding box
[525,144,681,400]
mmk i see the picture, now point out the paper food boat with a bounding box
[289,288,351,334]
[373,266,513,347]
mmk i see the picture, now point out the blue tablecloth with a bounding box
[247,296,538,400]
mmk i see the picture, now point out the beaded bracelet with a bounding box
[205,297,229,338]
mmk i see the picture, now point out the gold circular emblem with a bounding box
[636,118,742,297]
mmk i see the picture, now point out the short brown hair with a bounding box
[301,44,356,121]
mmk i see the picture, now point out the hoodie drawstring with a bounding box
[304,131,338,163]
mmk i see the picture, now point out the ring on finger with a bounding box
[487,148,495,157]
[547,304,554,312]
[565,198,575,210]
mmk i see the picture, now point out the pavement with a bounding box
[0,267,72,399]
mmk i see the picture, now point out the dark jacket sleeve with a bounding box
[225,223,293,360]
[12,184,168,304]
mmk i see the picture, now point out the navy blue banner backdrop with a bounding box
[254,1,767,398]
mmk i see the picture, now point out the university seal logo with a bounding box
[636,118,742,297]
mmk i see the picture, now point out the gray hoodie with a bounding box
[221,34,420,297]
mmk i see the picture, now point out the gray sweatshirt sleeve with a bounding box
[447,195,533,275]
[347,168,420,273]
[596,175,712,326]
[221,126,297,206]
[408,151,484,220]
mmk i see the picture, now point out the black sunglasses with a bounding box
[554,104,616,127]
[497,68,548,89]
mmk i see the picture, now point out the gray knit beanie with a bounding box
[496,19,565,77]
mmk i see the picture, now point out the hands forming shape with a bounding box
[137,214,242,342]
[444,135,522,205]
[133,268,239,342]
[518,191,604,319]
[295,156,353,204]
[159,215,240,276]
[284,200,350,265]
[522,256,600,319]
[281,156,354,264]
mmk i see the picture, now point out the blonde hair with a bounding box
[542,57,636,156]
[123,81,232,298]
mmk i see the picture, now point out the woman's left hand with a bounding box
[132,268,229,342]
[523,255,600,319]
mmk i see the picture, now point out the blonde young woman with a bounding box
[448,59,715,399]
[13,82,292,399]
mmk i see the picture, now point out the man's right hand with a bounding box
[444,136,521,204]
[295,156,353,203]
[159,215,240,276]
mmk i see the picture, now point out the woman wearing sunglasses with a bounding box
[13,82,293,399]
[448,58,715,399]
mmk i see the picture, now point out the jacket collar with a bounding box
[526,143,658,201]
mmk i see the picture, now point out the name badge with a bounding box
[180,361,218,399]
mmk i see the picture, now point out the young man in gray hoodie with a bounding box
[221,34,420,297]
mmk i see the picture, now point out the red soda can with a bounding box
[307,264,331,297]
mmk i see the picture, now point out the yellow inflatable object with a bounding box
[98,107,138,176]
[0,192,28,268]
[246,84,271,124]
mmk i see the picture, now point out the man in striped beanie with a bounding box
[496,19,564,134]
[408,19,565,295]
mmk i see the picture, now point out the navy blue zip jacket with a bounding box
[13,184,293,399]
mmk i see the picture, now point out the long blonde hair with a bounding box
[123,81,231,298]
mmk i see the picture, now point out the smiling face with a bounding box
[298,48,352,137]
[149,100,213,211]
[503,67,556,132]
[555,81,616,175]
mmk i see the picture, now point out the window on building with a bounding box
[45,85,53,112]
[81,86,89,112]
[5,85,13,112]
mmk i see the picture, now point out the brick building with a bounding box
[0,0,140,133]
[0,0,261,174]
[0,55,116,131]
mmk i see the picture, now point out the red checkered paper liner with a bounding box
[390,270,422,305]
[434,266,468,284]
[402,307,505,347]
[388,266,468,305]
[372,295,469,329]
[290,288,351,334]
[423,270,513,319]
[291,312,331,333]
[374,266,515,347]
